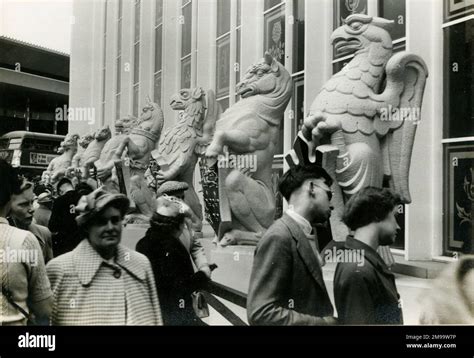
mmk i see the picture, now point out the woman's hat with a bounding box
[75,188,130,227]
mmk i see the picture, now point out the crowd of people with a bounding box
[0,159,211,326]
[0,158,472,326]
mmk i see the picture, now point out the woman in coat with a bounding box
[136,196,209,326]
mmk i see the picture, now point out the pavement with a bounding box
[203,241,436,326]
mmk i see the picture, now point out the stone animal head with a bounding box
[138,96,162,123]
[331,14,394,58]
[78,133,95,149]
[169,87,206,116]
[115,115,138,135]
[61,133,80,151]
[94,125,112,141]
[236,53,289,99]
[138,96,164,137]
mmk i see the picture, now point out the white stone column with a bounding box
[304,0,332,115]
[119,0,134,119]
[138,0,154,111]
[196,0,216,92]
[104,0,117,129]
[240,0,264,72]
[404,0,443,260]
[162,0,180,130]
[69,0,98,135]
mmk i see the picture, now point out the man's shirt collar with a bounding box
[286,206,313,236]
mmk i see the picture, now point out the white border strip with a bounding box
[442,14,474,28]
[441,136,474,143]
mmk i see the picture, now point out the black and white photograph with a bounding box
[0,0,473,352]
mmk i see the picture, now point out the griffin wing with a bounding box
[195,89,221,156]
[154,121,192,170]
[379,52,428,203]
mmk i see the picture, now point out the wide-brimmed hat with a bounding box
[157,181,189,196]
[37,191,53,204]
[75,188,130,227]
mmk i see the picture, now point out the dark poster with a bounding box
[216,36,230,98]
[264,6,285,65]
[444,145,474,254]
[334,0,368,30]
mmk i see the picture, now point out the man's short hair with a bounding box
[14,180,33,195]
[0,159,22,208]
[278,164,333,201]
[342,187,401,231]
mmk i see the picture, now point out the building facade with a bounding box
[68,0,474,263]
[0,36,69,136]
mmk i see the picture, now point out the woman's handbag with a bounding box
[1,282,37,325]
[191,291,209,318]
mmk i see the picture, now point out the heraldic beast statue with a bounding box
[288,14,428,265]
[206,53,292,246]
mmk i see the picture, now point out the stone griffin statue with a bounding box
[205,53,292,246]
[97,97,164,219]
[41,133,80,186]
[152,88,220,233]
[290,14,428,264]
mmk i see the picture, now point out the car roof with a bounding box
[0,131,65,141]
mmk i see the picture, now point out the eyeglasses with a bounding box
[310,181,333,201]
[92,215,122,226]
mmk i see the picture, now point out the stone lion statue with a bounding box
[41,133,80,186]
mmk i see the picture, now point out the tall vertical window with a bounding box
[291,0,305,139]
[216,0,231,111]
[443,1,474,256]
[132,0,141,117]
[263,1,285,157]
[154,0,163,105]
[215,0,242,111]
[181,0,192,89]
[263,1,286,220]
[102,0,108,124]
[236,0,241,88]
[378,0,406,42]
[115,0,123,120]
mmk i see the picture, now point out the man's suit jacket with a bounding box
[247,214,334,325]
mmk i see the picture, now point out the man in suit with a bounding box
[334,187,403,324]
[247,164,337,325]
